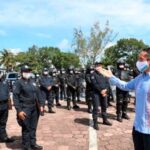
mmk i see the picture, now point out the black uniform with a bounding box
[39,74,54,111]
[75,73,82,102]
[51,73,61,106]
[115,68,130,121]
[66,71,79,110]
[91,70,112,130]
[59,73,67,100]
[85,69,93,113]
[0,79,13,142]
[13,78,44,150]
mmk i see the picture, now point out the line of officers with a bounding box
[0,60,135,150]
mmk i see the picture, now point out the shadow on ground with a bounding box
[5,136,22,150]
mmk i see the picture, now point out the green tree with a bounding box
[0,49,15,71]
[102,38,148,67]
[73,21,116,66]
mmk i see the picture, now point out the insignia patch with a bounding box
[91,76,95,79]
[33,83,36,86]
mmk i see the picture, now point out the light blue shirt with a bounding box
[110,73,150,134]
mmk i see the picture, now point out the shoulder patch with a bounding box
[91,76,95,79]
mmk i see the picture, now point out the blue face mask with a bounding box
[136,61,149,72]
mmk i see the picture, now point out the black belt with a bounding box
[0,100,8,104]
[20,101,36,105]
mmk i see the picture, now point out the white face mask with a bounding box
[136,61,149,72]
[22,73,31,79]
[119,65,124,69]
[43,71,48,75]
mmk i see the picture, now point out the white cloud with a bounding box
[8,48,23,55]
[0,0,150,28]
[36,33,51,39]
[58,39,71,51]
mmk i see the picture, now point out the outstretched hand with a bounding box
[97,67,113,78]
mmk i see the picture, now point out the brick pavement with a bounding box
[0,100,135,150]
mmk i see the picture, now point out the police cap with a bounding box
[21,65,31,72]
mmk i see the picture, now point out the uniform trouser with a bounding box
[41,90,53,109]
[67,87,76,106]
[76,87,81,101]
[52,86,59,104]
[17,106,39,149]
[60,85,66,100]
[116,92,128,115]
[92,93,107,120]
[85,90,92,110]
[132,127,150,150]
[0,108,8,139]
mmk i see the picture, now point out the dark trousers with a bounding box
[67,87,76,105]
[52,86,59,104]
[116,92,128,115]
[76,87,81,101]
[60,85,66,100]
[86,90,92,110]
[132,127,150,150]
[40,90,53,109]
[0,109,8,139]
[92,93,107,119]
[17,106,39,149]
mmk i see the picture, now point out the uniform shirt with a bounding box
[39,75,53,91]
[0,80,10,110]
[110,72,150,134]
[90,70,109,94]
[13,78,43,113]
[66,74,77,89]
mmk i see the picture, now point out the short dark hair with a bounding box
[94,62,103,67]
[142,47,150,58]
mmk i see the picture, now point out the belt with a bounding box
[0,100,8,104]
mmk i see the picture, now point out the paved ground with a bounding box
[0,99,135,150]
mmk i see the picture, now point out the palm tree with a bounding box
[0,49,15,71]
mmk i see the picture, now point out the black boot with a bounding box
[122,113,130,120]
[73,105,80,109]
[67,100,71,110]
[87,108,92,113]
[0,137,15,143]
[117,114,123,122]
[93,119,99,130]
[103,118,112,126]
[48,108,55,113]
[31,144,43,150]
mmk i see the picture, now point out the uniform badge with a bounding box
[91,76,95,79]
[33,83,36,86]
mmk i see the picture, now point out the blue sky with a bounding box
[0,0,150,53]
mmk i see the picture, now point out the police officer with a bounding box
[51,68,61,106]
[115,59,130,122]
[39,68,55,113]
[13,65,43,150]
[91,62,112,130]
[85,65,94,113]
[66,66,80,110]
[74,68,82,102]
[59,68,67,100]
[0,71,14,143]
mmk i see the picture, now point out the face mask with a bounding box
[119,65,124,69]
[90,70,94,74]
[136,61,149,72]
[70,71,73,74]
[43,71,48,75]
[22,73,31,79]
